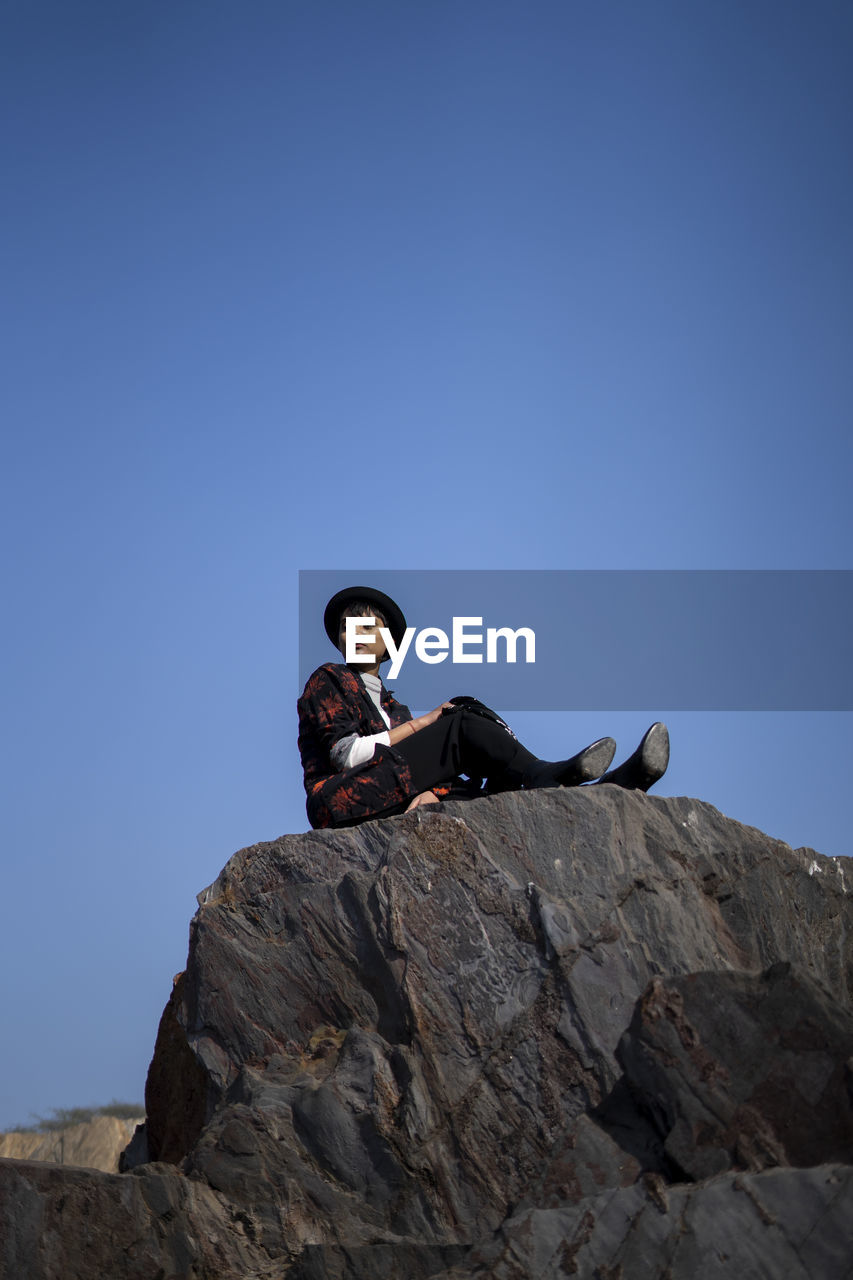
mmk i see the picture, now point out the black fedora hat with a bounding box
[323,585,408,652]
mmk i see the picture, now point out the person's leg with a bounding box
[394,709,515,793]
[394,709,616,794]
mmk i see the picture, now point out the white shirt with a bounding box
[329,671,391,771]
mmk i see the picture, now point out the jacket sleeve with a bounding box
[297,664,374,761]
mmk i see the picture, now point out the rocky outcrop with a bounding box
[1,788,850,1278]
[0,1158,269,1280]
[0,1115,144,1175]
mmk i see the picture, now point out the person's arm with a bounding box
[387,702,455,745]
[331,700,456,769]
[329,701,456,772]
[330,730,390,771]
[298,664,377,758]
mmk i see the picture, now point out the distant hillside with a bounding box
[0,1107,144,1174]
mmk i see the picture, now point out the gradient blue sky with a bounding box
[1,0,851,1130]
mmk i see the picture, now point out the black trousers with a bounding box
[393,707,529,794]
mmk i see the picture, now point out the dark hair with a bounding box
[336,601,389,662]
[338,600,387,631]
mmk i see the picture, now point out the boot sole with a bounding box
[574,736,618,782]
[639,722,670,785]
[550,737,617,786]
[597,722,670,791]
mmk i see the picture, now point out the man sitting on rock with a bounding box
[297,585,670,829]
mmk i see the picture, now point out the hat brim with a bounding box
[323,585,408,654]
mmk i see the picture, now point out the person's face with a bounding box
[338,610,388,668]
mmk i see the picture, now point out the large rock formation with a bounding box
[1,787,851,1278]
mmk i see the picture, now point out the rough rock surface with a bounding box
[1,787,851,1278]
[615,963,853,1181]
[0,1115,143,1174]
[0,1158,271,1280]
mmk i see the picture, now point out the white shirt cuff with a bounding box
[331,730,391,771]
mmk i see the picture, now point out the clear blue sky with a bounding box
[1,0,851,1130]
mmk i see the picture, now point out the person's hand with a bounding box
[389,702,457,746]
[420,701,456,728]
[405,790,440,811]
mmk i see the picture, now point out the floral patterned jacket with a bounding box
[297,662,419,829]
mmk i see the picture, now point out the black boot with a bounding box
[522,737,617,789]
[452,711,616,794]
[594,723,669,792]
